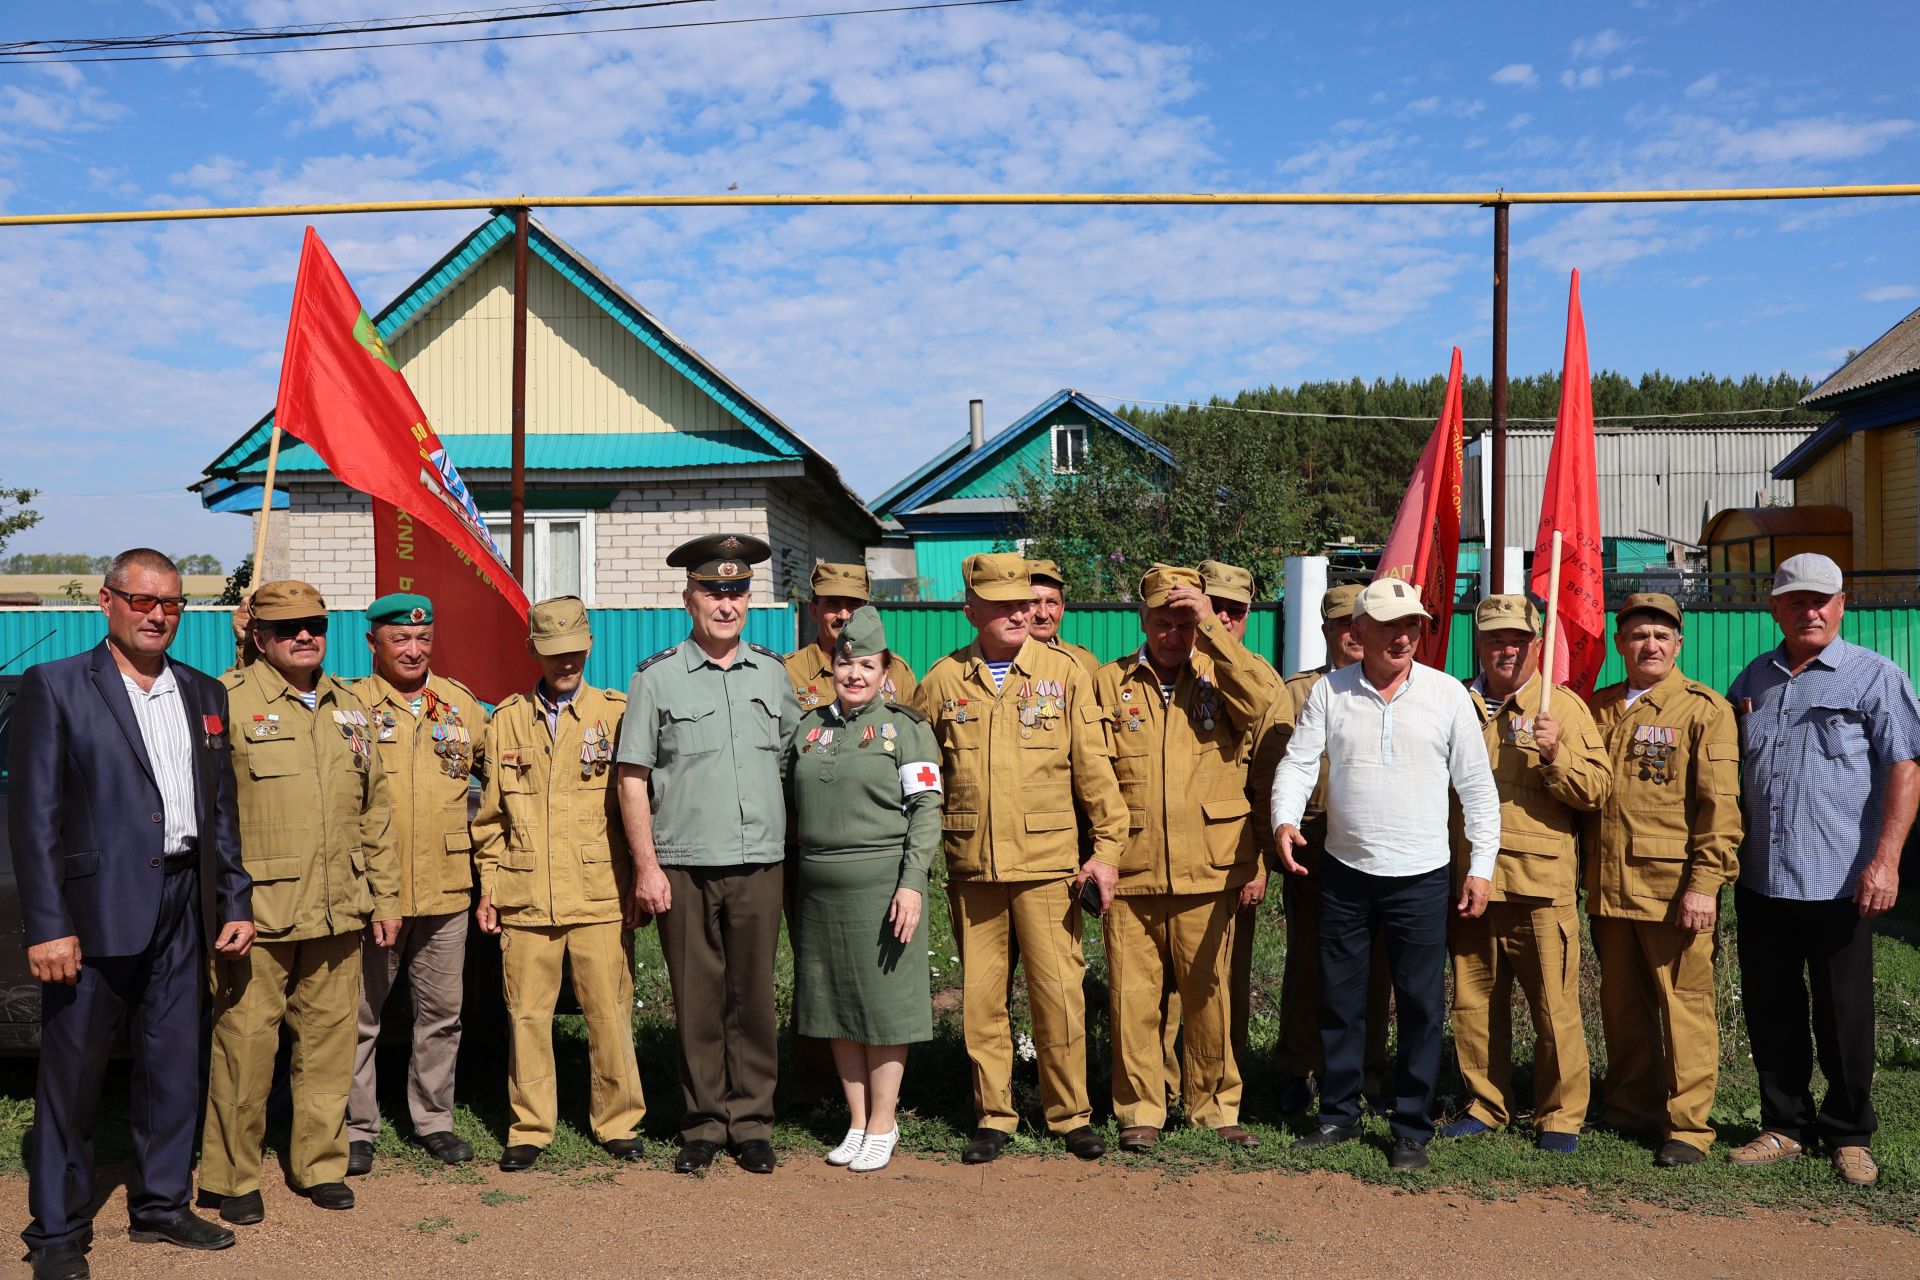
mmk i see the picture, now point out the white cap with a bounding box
[1356,578,1432,622]
[1772,553,1844,597]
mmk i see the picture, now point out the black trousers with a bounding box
[1734,884,1877,1148]
[1318,858,1449,1142]
[25,865,203,1252]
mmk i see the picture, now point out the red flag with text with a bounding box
[1529,269,1606,698]
[273,226,535,702]
[1374,347,1466,670]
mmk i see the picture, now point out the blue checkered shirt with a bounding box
[1729,636,1920,900]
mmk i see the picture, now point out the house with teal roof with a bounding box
[871,389,1175,600]
[194,213,880,607]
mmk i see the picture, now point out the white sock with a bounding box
[851,1128,898,1172]
[826,1128,866,1166]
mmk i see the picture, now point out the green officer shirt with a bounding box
[782,696,943,894]
[619,636,799,867]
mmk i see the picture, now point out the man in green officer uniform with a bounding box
[618,534,801,1175]
[199,580,399,1223]
[347,593,487,1175]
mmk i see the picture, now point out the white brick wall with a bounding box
[594,483,776,606]
[274,487,375,607]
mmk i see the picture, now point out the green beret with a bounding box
[368,592,433,626]
[835,605,888,660]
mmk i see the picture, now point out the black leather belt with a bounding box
[163,843,199,874]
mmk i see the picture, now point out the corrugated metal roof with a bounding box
[1804,305,1920,406]
[218,432,791,476]
[1463,426,1814,547]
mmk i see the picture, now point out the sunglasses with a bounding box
[261,617,329,640]
[1215,603,1250,620]
[108,586,187,616]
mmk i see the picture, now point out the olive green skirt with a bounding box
[793,848,932,1045]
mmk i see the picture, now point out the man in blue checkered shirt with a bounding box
[1726,553,1920,1188]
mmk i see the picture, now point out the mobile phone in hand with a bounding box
[1077,875,1105,917]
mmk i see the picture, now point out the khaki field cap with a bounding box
[1138,563,1204,609]
[529,595,592,655]
[963,552,1034,602]
[1617,592,1683,630]
[1320,582,1364,621]
[1197,559,1255,606]
[1474,593,1541,635]
[1026,558,1068,589]
[249,579,327,621]
[1772,552,1844,597]
[810,561,871,601]
[1355,578,1432,622]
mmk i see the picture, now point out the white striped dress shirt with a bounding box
[121,665,199,855]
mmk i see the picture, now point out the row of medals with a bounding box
[331,708,374,771]
[803,722,899,753]
[581,721,614,780]
[1630,724,1678,782]
[1014,680,1064,738]
[1117,680,1222,732]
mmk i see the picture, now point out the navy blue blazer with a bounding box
[9,642,251,957]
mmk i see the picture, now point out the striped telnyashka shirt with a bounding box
[120,665,200,855]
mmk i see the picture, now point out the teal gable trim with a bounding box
[869,434,970,518]
[220,432,791,476]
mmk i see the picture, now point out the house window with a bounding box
[480,510,595,604]
[1052,422,1088,474]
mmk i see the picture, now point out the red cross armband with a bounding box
[900,761,943,797]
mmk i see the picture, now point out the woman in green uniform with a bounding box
[783,606,940,1173]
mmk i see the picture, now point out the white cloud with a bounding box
[1507,113,1532,130]
[1561,67,1605,90]
[1863,285,1919,302]
[1685,73,1720,98]
[1490,63,1538,88]
[1570,29,1640,61]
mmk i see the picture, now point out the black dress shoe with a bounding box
[419,1131,475,1164]
[498,1144,543,1173]
[1062,1126,1106,1161]
[346,1141,374,1177]
[1389,1137,1430,1172]
[128,1208,236,1250]
[30,1241,88,1280]
[297,1182,355,1211]
[1654,1139,1705,1167]
[732,1139,777,1174]
[601,1137,646,1161]
[194,1189,263,1226]
[1295,1120,1365,1149]
[960,1128,1008,1165]
[673,1139,720,1174]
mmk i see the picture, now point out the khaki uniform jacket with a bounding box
[1249,667,1333,867]
[912,637,1127,882]
[1453,675,1611,905]
[353,672,490,919]
[224,662,399,940]
[472,683,629,927]
[784,644,918,713]
[1095,619,1276,895]
[1045,637,1103,678]
[1585,668,1743,921]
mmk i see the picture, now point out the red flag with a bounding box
[1375,347,1466,669]
[1529,269,1606,698]
[274,226,536,702]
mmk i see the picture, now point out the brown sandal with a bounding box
[1728,1131,1803,1165]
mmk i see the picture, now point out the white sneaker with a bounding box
[850,1129,898,1172]
[825,1128,866,1166]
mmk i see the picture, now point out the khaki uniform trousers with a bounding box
[1591,915,1720,1152]
[349,912,467,1143]
[501,921,646,1147]
[1277,869,1390,1088]
[949,878,1092,1135]
[1450,900,1590,1134]
[201,932,361,1195]
[1107,893,1241,1129]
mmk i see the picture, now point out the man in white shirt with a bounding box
[1271,578,1500,1171]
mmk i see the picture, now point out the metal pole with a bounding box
[1490,201,1510,594]
[510,207,529,585]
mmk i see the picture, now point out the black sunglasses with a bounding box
[107,586,186,616]
[261,617,329,640]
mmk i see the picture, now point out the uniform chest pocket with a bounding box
[746,695,784,751]
[1808,704,1867,761]
[938,717,986,753]
[660,701,719,758]
[245,739,301,779]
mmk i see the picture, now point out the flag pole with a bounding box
[1539,529,1562,718]
[509,205,529,585]
[249,422,284,587]
[1490,200,1510,593]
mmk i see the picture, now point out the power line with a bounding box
[0,0,1025,66]
[1076,391,1824,427]
[0,2,706,57]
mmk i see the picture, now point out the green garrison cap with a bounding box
[835,605,888,660]
[368,592,433,626]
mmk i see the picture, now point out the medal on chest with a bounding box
[881,722,897,753]
[801,683,822,709]
[1194,677,1219,732]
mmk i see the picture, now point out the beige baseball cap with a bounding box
[1138,563,1204,609]
[1474,593,1540,635]
[528,595,592,655]
[1197,559,1255,606]
[1355,578,1432,623]
[963,552,1034,602]
[809,561,871,601]
[1772,553,1843,597]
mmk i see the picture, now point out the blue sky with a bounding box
[2,0,1917,564]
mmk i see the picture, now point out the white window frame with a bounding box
[1052,422,1088,474]
[479,509,597,604]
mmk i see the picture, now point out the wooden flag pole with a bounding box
[1539,529,1563,717]
[249,422,285,589]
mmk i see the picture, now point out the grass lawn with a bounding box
[1,877,1915,1229]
